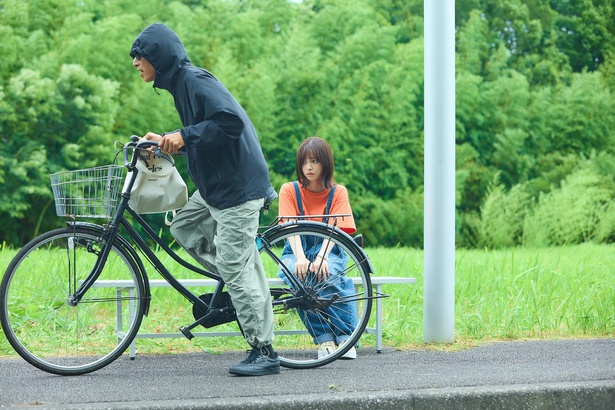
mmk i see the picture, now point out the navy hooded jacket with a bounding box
[130,23,274,210]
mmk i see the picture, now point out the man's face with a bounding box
[133,55,156,82]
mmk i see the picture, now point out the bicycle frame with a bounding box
[68,138,376,340]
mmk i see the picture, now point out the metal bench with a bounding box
[91,276,415,357]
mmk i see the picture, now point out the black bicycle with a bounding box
[0,137,383,375]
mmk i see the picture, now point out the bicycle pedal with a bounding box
[179,326,194,340]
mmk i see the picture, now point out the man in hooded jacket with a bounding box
[130,23,279,376]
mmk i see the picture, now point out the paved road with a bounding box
[1,338,614,409]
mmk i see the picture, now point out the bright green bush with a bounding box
[479,179,531,248]
[523,167,614,246]
[353,189,423,247]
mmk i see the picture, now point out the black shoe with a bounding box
[229,345,280,376]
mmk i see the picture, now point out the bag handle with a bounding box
[165,210,178,226]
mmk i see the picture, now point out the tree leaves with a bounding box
[1,0,614,248]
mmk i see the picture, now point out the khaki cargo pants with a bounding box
[170,190,274,349]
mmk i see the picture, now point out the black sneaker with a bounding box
[229,345,280,376]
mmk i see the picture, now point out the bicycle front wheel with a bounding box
[259,221,372,369]
[0,226,146,375]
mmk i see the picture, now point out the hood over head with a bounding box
[130,23,190,91]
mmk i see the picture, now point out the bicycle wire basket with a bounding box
[50,165,125,218]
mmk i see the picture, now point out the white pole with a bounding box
[423,0,456,342]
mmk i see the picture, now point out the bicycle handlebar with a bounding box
[123,135,174,169]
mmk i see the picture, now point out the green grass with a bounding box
[1,243,613,356]
[367,243,615,349]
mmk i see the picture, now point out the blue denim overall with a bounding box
[278,183,358,345]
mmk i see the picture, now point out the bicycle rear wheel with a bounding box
[0,226,146,375]
[259,221,372,369]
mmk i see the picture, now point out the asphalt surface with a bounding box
[1,338,614,409]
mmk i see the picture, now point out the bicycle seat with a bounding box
[262,186,278,211]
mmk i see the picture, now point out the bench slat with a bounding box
[92,276,415,288]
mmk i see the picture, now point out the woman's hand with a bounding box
[313,254,330,280]
[294,256,310,280]
[295,254,330,281]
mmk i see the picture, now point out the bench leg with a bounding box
[116,288,137,359]
[376,283,383,353]
[128,288,136,359]
[116,289,123,345]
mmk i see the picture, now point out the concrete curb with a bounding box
[15,380,615,410]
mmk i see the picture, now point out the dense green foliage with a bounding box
[1,0,614,248]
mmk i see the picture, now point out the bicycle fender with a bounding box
[66,221,152,316]
[261,220,375,275]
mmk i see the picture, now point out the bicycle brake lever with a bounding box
[153,147,175,164]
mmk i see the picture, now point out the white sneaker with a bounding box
[318,341,336,358]
[338,340,357,360]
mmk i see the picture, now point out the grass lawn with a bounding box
[1,243,613,356]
